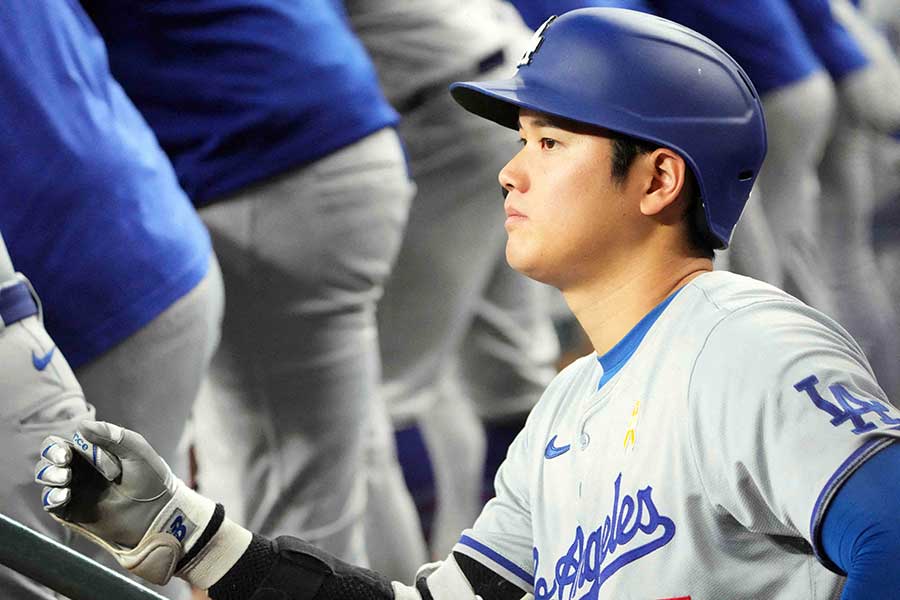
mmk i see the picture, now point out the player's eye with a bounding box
[518,137,559,150]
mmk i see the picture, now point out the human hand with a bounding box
[35,420,217,585]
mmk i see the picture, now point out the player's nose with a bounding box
[498,150,527,195]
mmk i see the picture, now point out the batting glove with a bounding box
[34,420,250,588]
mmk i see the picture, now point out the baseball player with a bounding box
[36,9,900,599]
[80,0,414,567]
[1,2,221,598]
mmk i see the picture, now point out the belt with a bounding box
[0,280,39,327]
[395,49,506,115]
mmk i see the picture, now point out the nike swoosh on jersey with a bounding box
[32,347,55,371]
[544,435,571,459]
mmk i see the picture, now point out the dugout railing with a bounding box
[0,512,168,600]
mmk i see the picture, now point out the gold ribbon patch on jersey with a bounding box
[624,399,641,451]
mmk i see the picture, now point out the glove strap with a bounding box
[177,514,252,590]
[176,503,224,572]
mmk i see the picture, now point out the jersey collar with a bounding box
[596,288,682,390]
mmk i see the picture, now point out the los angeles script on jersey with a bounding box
[533,473,676,599]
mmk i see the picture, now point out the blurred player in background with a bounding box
[343,0,559,577]
[80,0,414,567]
[0,2,222,598]
[35,10,900,598]
[815,0,900,400]
[861,0,900,316]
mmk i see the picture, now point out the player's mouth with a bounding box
[504,203,527,229]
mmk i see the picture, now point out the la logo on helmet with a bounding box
[517,15,557,68]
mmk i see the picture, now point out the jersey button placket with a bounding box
[574,422,591,517]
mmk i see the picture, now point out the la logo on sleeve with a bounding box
[795,375,900,434]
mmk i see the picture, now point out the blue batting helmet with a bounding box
[450,8,767,249]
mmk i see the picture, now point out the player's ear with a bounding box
[639,148,688,217]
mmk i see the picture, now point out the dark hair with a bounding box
[609,134,716,257]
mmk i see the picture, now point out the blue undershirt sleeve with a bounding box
[821,441,900,599]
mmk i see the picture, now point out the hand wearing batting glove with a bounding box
[34,421,251,589]
[35,421,528,599]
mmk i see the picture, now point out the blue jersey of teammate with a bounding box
[784,0,869,81]
[648,0,821,94]
[0,0,211,367]
[509,0,653,30]
[80,0,400,206]
[653,0,869,87]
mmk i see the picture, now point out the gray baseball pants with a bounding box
[193,127,413,566]
[70,257,223,600]
[727,71,838,316]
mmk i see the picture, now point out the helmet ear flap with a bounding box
[691,197,721,252]
[679,165,719,254]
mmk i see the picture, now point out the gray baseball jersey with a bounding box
[454,271,900,599]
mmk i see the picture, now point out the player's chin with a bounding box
[505,240,550,284]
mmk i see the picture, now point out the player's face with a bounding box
[499,109,643,288]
